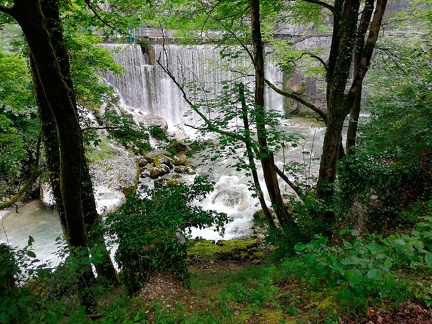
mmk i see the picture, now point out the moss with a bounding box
[188,239,261,261]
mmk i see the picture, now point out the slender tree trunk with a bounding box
[238,83,276,228]
[316,0,388,226]
[346,0,388,155]
[249,0,292,227]
[346,0,374,156]
[316,0,361,202]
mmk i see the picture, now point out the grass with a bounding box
[112,242,427,323]
[11,238,432,323]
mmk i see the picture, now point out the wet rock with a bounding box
[135,114,168,131]
[149,165,170,179]
[167,141,190,154]
[174,166,188,173]
[154,155,173,169]
[145,149,170,163]
[136,156,148,167]
[172,154,189,166]
[154,178,180,188]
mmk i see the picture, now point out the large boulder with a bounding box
[41,157,139,216]
[135,113,168,132]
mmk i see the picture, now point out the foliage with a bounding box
[0,237,48,324]
[336,34,432,229]
[106,176,229,295]
[264,193,331,256]
[285,206,432,310]
[0,50,39,184]
[103,111,152,153]
[219,267,277,310]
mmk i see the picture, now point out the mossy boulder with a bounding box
[149,165,170,179]
[172,154,189,166]
[154,154,173,169]
[188,239,261,261]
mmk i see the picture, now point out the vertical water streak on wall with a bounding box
[98,43,285,127]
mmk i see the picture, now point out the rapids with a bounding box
[1,43,325,263]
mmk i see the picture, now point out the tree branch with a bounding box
[83,0,120,33]
[264,78,327,123]
[0,4,14,15]
[156,56,249,143]
[0,136,41,210]
[290,32,332,45]
[274,165,303,198]
[302,0,340,19]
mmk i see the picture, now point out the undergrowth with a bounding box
[1,202,432,323]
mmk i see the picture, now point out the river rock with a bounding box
[154,155,173,169]
[154,178,180,188]
[172,154,189,166]
[145,149,170,163]
[149,164,171,179]
[135,114,168,131]
[41,157,139,216]
[166,141,190,154]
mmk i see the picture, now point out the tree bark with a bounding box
[30,54,68,236]
[316,0,359,198]
[249,0,292,227]
[238,82,276,228]
[346,0,388,155]
[5,0,96,312]
[346,0,374,156]
[40,0,117,284]
[315,0,387,224]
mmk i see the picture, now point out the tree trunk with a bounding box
[316,0,388,225]
[30,54,67,235]
[249,0,292,227]
[238,82,276,228]
[7,0,96,312]
[316,0,360,200]
[346,0,388,155]
[346,0,374,156]
[40,0,117,284]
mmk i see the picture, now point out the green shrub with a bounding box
[284,214,432,310]
[106,176,229,296]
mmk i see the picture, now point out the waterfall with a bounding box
[98,43,323,241]
[98,43,284,127]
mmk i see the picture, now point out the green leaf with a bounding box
[341,256,362,265]
[133,312,140,322]
[384,274,395,289]
[367,269,382,281]
[27,250,36,258]
[344,269,363,286]
[0,312,10,324]
[27,235,35,246]
[338,288,354,301]
[393,239,406,246]
[384,258,393,269]
[425,253,432,267]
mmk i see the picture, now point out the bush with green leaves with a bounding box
[261,192,331,256]
[284,206,432,309]
[106,176,229,296]
[335,35,432,230]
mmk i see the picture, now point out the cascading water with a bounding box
[99,43,324,241]
[98,44,284,127]
[1,43,325,263]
